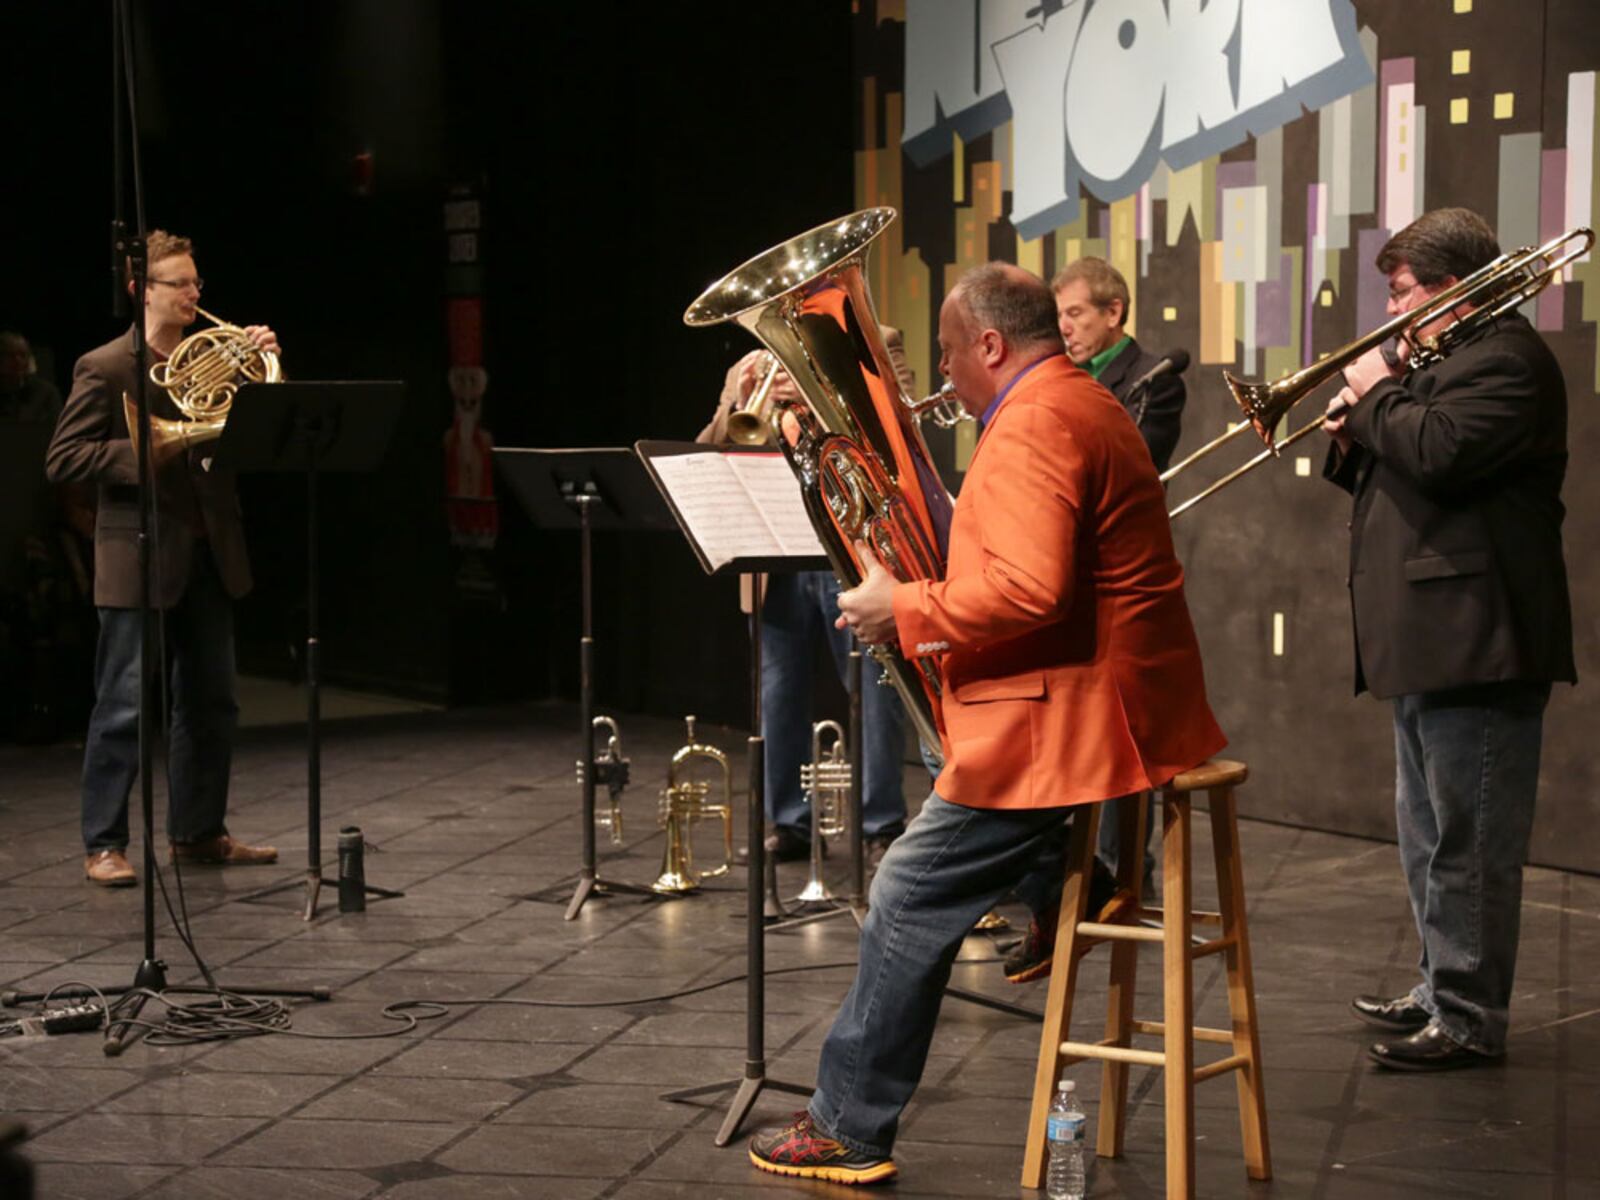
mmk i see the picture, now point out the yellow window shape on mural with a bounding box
[1163,306,1177,322]
[1454,0,1472,12]
[1451,98,1470,124]
[1495,93,1515,119]
[1452,50,1471,76]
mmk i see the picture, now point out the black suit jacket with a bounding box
[1095,335,1186,472]
[44,328,252,609]
[1324,313,1574,699]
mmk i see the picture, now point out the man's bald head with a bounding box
[948,263,1062,354]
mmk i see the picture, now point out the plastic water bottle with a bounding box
[1046,1079,1087,1200]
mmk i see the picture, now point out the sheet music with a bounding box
[646,450,826,571]
[725,453,827,558]
[648,454,779,570]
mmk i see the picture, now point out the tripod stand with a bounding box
[494,448,678,918]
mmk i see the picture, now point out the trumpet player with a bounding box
[697,336,913,865]
[45,229,279,887]
[1323,207,1574,1072]
[748,263,1223,1185]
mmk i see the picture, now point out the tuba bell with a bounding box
[684,208,955,749]
[125,305,281,465]
[652,716,735,895]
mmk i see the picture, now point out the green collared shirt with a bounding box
[1081,334,1131,380]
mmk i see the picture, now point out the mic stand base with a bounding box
[237,869,404,922]
[561,871,658,922]
[662,1063,815,1148]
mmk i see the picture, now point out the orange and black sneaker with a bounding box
[748,1111,897,1185]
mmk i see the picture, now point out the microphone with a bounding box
[1129,348,1190,425]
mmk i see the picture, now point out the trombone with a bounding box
[1163,226,1594,519]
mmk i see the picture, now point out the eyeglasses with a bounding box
[150,276,204,292]
[1387,279,1422,304]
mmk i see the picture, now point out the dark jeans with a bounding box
[761,570,907,838]
[1392,680,1549,1053]
[809,793,1071,1156]
[80,547,238,852]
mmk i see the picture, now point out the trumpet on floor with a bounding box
[575,716,630,845]
[652,717,734,895]
[794,720,851,905]
[1163,226,1594,518]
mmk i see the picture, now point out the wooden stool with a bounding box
[1019,760,1270,1199]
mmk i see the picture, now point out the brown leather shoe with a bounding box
[170,834,278,865]
[85,848,137,887]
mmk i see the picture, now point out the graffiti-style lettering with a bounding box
[903,0,1372,240]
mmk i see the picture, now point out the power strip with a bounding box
[0,1002,107,1038]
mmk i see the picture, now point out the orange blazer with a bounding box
[891,355,1224,810]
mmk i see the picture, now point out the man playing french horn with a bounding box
[46,228,279,886]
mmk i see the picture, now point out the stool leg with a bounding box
[1161,791,1195,1200]
[1021,805,1100,1189]
[1208,786,1272,1181]
[1097,792,1145,1159]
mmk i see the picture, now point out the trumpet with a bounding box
[125,305,280,465]
[903,380,973,430]
[575,715,630,845]
[794,720,851,905]
[726,352,782,445]
[1162,226,1594,518]
[652,716,735,895]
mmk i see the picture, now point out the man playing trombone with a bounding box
[1323,207,1575,1071]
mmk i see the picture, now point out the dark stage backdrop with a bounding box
[850,0,1600,874]
[4,5,854,732]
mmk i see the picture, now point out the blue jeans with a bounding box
[81,547,239,851]
[809,792,1071,1156]
[1392,681,1548,1054]
[762,571,906,837]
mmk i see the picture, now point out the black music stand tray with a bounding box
[495,447,679,919]
[636,439,828,1145]
[220,381,407,921]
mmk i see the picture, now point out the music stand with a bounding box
[494,447,678,919]
[218,381,406,921]
[636,439,826,1145]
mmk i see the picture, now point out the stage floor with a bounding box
[0,703,1595,1199]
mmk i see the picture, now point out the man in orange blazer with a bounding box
[749,263,1224,1186]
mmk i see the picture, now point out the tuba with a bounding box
[125,305,281,464]
[652,716,735,895]
[685,208,955,749]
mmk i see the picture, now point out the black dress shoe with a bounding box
[1351,993,1430,1032]
[765,827,816,864]
[1367,1020,1499,1072]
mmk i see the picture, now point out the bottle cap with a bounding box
[1058,1080,1075,1092]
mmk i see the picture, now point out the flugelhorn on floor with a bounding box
[652,716,734,895]
[125,305,280,465]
